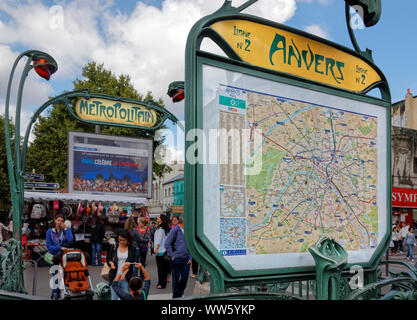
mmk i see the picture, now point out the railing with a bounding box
[0,239,26,294]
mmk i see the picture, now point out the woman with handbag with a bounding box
[45,214,74,299]
[106,229,136,300]
[154,214,171,289]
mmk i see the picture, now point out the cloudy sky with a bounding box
[1,0,417,162]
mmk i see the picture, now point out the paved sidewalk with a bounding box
[23,251,198,300]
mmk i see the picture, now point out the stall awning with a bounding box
[24,191,148,205]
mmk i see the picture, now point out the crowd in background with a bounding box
[96,211,198,300]
[390,221,417,261]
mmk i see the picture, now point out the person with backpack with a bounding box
[165,215,192,298]
[111,262,150,300]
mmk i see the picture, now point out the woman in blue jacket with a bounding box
[46,214,74,299]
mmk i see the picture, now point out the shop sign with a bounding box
[392,187,417,208]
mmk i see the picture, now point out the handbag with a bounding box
[101,244,116,282]
[44,252,54,265]
[101,263,112,282]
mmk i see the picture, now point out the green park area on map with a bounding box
[245,91,379,254]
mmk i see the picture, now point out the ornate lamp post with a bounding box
[5,50,57,241]
[2,50,57,292]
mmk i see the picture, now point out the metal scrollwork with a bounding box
[0,239,26,294]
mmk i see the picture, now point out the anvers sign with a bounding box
[210,19,382,92]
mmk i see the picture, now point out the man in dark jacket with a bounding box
[165,215,192,298]
[90,217,105,266]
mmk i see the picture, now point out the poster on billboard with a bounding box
[68,132,152,198]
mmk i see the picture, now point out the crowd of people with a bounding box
[43,210,198,300]
[390,221,417,261]
[73,177,147,194]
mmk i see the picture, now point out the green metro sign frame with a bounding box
[184,0,391,293]
[3,50,180,292]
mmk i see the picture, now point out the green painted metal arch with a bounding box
[184,0,392,294]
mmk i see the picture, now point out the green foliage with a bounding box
[26,62,171,190]
[0,115,15,210]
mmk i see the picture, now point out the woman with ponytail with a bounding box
[111,262,151,300]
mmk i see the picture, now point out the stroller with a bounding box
[58,249,94,300]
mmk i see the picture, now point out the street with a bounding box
[21,245,417,300]
[23,251,200,300]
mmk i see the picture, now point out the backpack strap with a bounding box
[141,289,146,300]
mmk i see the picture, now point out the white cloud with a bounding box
[0,0,298,141]
[0,45,54,138]
[297,0,332,5]
[304,24,329,39]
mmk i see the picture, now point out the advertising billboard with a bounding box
[68,132,152,198]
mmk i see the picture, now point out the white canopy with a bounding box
[24,191,148,205]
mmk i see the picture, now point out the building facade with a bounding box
[147,161,184,218]
[392,89,417,226]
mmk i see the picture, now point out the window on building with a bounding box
[414,157,417,174]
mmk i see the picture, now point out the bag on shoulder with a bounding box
[101,263,112,282]
[101,244,116,282]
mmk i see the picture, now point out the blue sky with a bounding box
[0,0,416,161]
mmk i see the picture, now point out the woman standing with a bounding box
[136,217,151,268]
[107,229,136,300]
[126,215,141,276]
[46,214,74,299]
[154,214,171,289]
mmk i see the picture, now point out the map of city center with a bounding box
[245,92,378,254]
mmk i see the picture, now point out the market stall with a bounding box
[23,191,148,264]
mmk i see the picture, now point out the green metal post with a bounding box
[13,58,32,243]
[309,236,348,300]
[3,50,57,293]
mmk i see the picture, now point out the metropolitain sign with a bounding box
[75,97,158,128]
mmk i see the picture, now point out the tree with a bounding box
[26,62,171,190]
[0,115,15,211]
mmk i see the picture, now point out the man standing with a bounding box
[90,217,105,266]
[165,215,192,298]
